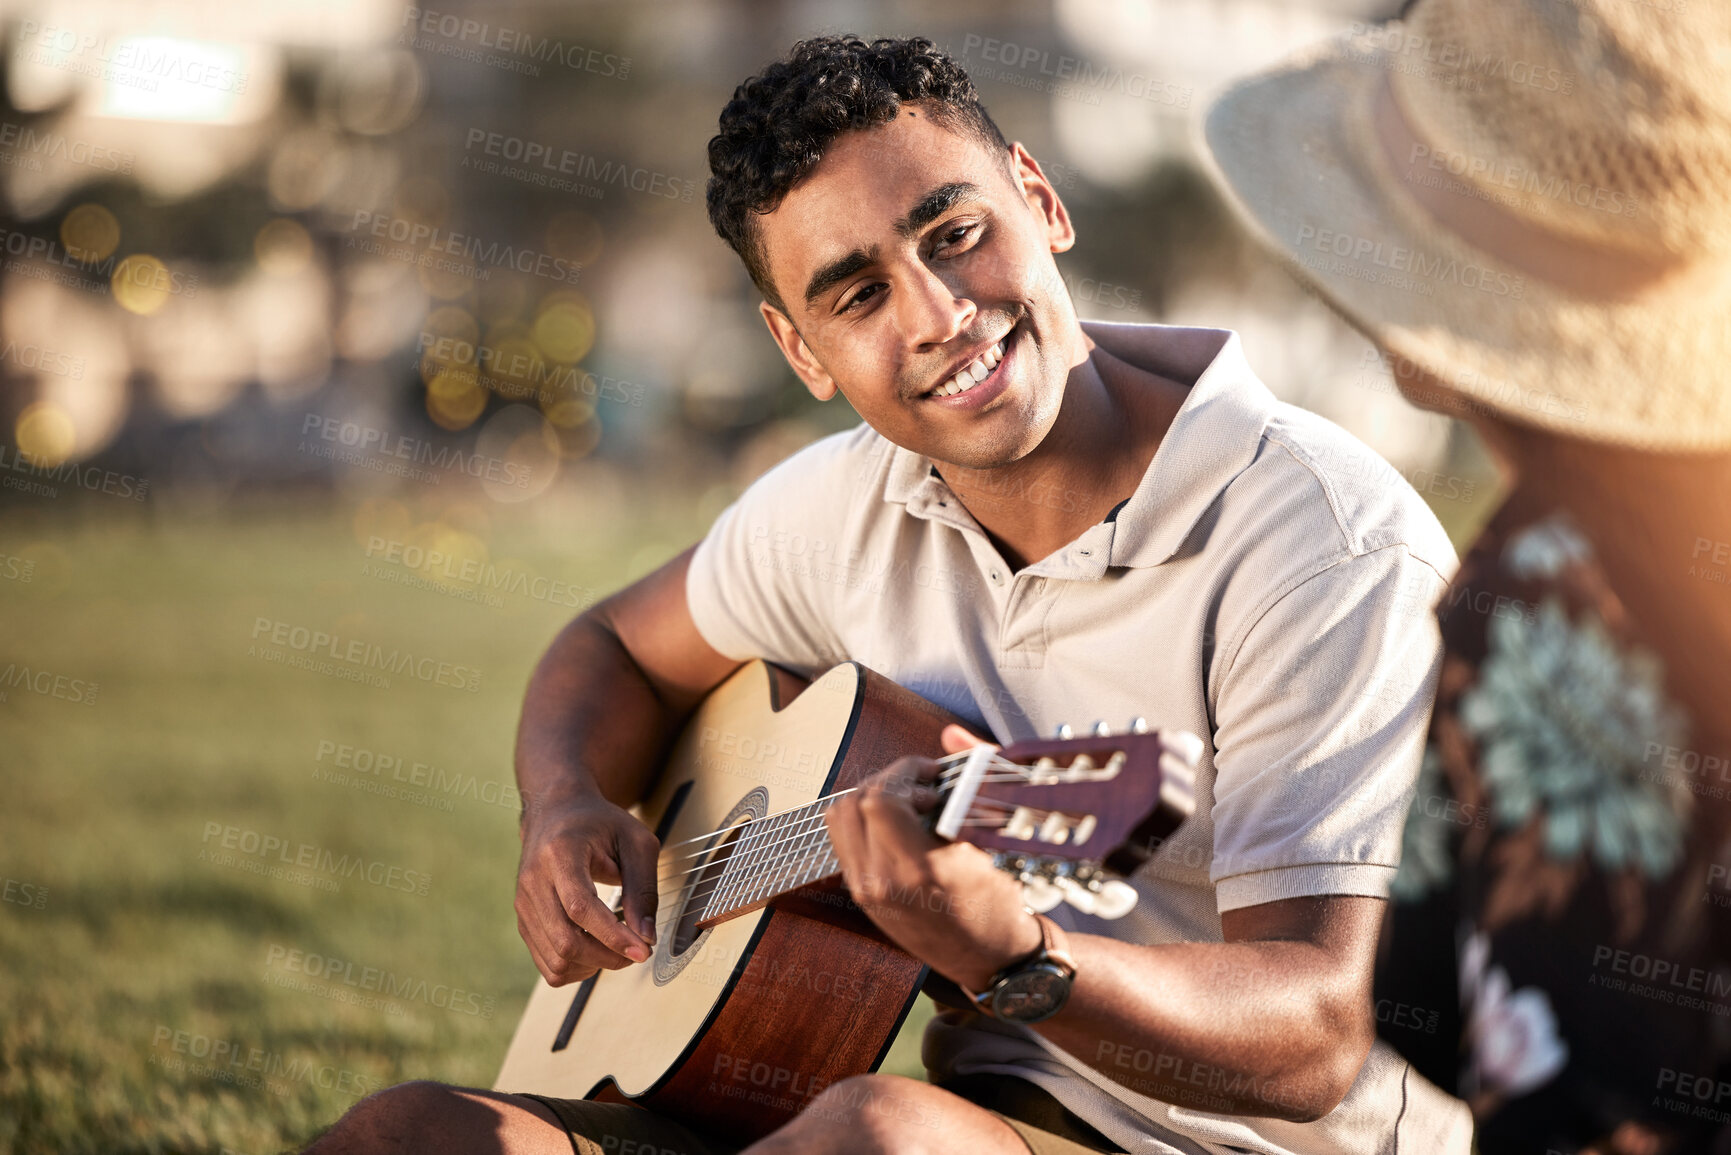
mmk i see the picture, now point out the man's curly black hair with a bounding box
[706,35,1010,314]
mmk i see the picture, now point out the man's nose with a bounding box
[890,260,977,352]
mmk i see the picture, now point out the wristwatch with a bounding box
[963,913,1077,1024]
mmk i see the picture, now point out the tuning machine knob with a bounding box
[1021,875,1064,913]
[1053,723,1074,740]
[1091,880,1139,920]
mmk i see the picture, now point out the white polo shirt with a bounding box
[686,322,1471,1154]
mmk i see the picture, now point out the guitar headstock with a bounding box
[934,720,1202,919]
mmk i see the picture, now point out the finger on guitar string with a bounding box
[515,798,658,978]
[613,820,662,947]
[555,862,651,966]
[866,754,948,816]
[940,722,996,755]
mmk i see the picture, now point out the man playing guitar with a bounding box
[307,35,1468,1155]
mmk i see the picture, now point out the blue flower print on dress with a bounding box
[1458,596,1689,880]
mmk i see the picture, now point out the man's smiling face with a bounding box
[753,106,1082,471]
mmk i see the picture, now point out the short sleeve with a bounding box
[684,432,865,675]
[1208,545,1450,912]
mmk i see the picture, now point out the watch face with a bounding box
[991,964,1072,1023]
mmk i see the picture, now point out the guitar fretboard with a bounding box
[696,795,845,925]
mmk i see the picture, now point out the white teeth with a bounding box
[931,336,1009,398]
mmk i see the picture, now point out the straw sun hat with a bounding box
[1201,0,1731,451]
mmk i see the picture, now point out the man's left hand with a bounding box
[824,723,1042,993]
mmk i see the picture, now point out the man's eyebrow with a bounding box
[895,181,982,238]
[803,246,877,309]
[801,182,986,309]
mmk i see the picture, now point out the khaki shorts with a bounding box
[521,1073,1124,1155]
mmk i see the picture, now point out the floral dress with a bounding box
[1375,498,1731,1155]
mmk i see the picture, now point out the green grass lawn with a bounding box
[0,490,947,1155]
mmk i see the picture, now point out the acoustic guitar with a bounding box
[495,659,1200,1143]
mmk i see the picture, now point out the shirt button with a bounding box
[1077,549,1091,557]
[989,569,1004,586]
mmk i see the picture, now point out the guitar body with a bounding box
[495,660,964,1144]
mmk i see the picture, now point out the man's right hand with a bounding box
[514,796,662,985]
[510,547,741,985]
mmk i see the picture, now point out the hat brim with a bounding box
[1200,32,1731,452]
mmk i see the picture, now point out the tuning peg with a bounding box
[1053,723,1074,740]
[1052,875,1098,915]
[1130,717,1150,734]
[1022,875,1064,913]
[1091,720,1111,737]
[1091,880,1139,920]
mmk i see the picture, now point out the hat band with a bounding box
[1373,73,1688,301]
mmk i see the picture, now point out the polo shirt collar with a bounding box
[881,322,1278,570]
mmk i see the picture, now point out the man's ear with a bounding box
[759,301,840,401]
[1008,142,1076,256]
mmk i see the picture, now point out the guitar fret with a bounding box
[711,819,764,915]
[758,804,817,905]
[783,804,829,893]
[707,798,844,920]
[697,785,898,925]
[745,811,789,909]
[777,803,830,895]
[728,809,788,915]
[770,803,823,897]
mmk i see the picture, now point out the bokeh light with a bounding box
[425,367,488,431]
[111,254,175,315]
[530,291,595,364]
[324,48,425,136]
[254,218,314,274]
[14,401,77,466]
[60,204,121,262]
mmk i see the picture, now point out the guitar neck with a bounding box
[691,794,847,929]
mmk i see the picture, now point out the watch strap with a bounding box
[1033,912,1077,974]
[963,913,1076,1015]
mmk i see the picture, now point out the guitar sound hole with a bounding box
[670,822,746,956]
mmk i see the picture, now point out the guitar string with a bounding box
[650,766,1034,882]
[643,740,1065,862]
[645,740,1127,861]
[650,786,1031,893]
[598,745,1127,941]
[651,793,1023,917]
[647,800,1069,941]
[642,788,1083,940]
[647,747,984,856]
[619,748,1096,929]
[648,763,1041,876]
[647,753,1029,874]
[655,796,848,915]
[651,793,1037,925]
